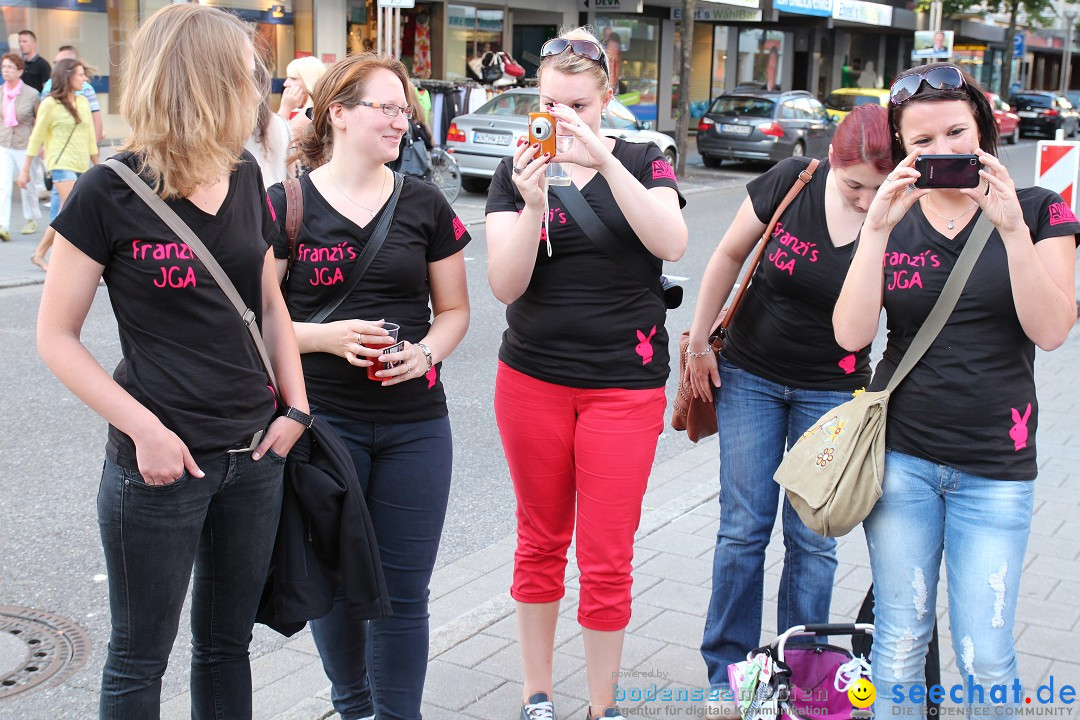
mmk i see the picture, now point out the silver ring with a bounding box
[513,166,524,175]
[357,333,364,344]
[406,362,413,372]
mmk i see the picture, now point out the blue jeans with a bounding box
[49,169,79,222]
[866,450,1034,714]
[96,451,285,719]
[701,354,849,689]
[309,413,453,720]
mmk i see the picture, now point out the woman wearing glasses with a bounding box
[684,104,892,711]
[835,64,1078,711]
[268,53,470,720]
[485,27,687,720]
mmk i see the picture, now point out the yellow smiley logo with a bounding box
[848,678,876,708]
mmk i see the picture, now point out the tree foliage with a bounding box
[915,0,1058,96]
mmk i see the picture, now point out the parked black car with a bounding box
[696,89,836,168]
[1008,91,1080,138]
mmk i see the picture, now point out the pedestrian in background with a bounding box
[17,30,49,92]
[41,46,105,143]
[246,59,291,187]
[277,55,325,149]
[485,26,686,720]
[17,29,49,214]
[20,58,98,270]
[269,52,471,720]
[0,52,41,241]
[685,104,891,713]
[834,64,1079,713]
[35,5,309,717]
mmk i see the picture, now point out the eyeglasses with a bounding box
[889,66,966,105]
[356,100,414,119]
[540,38,609,77]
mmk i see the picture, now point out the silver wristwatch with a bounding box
[416,342,434,371]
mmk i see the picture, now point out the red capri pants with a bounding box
[494,361,666,631]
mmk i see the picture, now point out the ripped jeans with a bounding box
[865,450,1034,714]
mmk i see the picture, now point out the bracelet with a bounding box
[416,342,434,371]
[686,347,713,359]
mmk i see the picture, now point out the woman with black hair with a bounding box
[834,64,1079,713]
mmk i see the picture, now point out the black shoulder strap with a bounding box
[550,183,663,304]
[305,171,404,324]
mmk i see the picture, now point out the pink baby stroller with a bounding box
[729,623,874,720]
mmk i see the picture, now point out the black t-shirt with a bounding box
[485,139,685,389]
[268,173,470,423]
[724,157,872,390]
[52,151,279,468]
[869,188,1080,480]
[22,55,51,92]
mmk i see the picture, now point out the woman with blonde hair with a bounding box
[20,58,97,270]
[278,55,326,140]
[268,53,470,720]
[36,5,309,717]
[485,26,686,720]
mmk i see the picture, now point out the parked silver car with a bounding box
[445,88,678,193]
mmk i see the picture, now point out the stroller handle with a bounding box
[798,623,874,636]
[773,623,874,661]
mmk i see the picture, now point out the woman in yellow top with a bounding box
[19,58,98,270]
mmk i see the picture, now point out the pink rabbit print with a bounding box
[426,365,437,389]
[1009,403,1031,451]
[838,354,856,375]
[635,326,656,365]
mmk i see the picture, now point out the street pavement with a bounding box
[162,313,1080,720]
[2,143,1078,719]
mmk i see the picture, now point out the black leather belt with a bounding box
[226,429,264,454]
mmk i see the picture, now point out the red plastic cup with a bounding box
[363,322,400,381]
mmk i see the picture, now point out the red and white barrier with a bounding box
[1035,140,1080,212]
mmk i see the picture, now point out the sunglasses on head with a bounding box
[540,38,609,77]
[889,66,966,105]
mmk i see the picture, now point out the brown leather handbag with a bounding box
[671,158,819,442]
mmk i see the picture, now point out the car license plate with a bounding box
[720,123,753,136]
[1017,111,1038,118]
[473,131,511,145]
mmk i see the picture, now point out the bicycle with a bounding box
[425,147,462,204]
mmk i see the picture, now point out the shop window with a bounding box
[712,26,729,98]
[737,29,784,91]
[596,16,659,122]
[446,3,503,82]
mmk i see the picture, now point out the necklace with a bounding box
[329,165,387,220]
[923,197,978,230]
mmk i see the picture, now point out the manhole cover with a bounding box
[0,606,90,699]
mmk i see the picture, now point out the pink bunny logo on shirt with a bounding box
[838,354,856,375]
[635,326,656,365]
[426,365,437,389]
[1009,403,1031,451]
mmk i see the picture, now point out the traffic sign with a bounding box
[1035,140,1080,211]
[1013,32,1025,58]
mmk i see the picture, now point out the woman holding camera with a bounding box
[485,27,686,720]
[834,64,1078,712]
[684,104,892,709]
[36,6,308,716]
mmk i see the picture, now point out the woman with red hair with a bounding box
[685,104,891,710]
